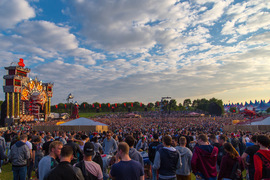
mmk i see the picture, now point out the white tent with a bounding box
[60,117,108,126]
[251,117,270,125]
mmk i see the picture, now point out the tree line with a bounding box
[50,97,224,114]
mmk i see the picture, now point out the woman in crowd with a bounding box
[218,143,244,180]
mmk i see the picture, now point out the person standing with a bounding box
[38,141,63,180]
[148,133,161,180]
[175,136,192,180]
[231,133,240,153]
[75,142,103,180]
[46,145,84,180]
[254,135,270,180]
[0,143,7,173]
[241,135,259,180]
[102,131,117,155]
[9,134,31,180]
[92,136,102,153]
[217,134,227,170]
[218,143,244,180]
[191,134,218,180]
[67,135,84,165]
[110,142,144,180]
[153,135,182,180]
[136,137,148,151]
[125,135,144,168]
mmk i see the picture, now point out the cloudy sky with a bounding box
[0,0,269,105]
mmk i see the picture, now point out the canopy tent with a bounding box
[250,116,270,125]
[60,117,107,126]
[38,117,110,133]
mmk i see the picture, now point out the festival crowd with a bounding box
[0,112,270,180]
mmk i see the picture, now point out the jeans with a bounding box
[27,160,34,179]
[12,166,27,180]
[151,162,157,180]
[248,167,255,180]
[34,155,43,169]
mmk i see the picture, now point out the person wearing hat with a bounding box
[75,142,103,180]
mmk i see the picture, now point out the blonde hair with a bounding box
[224,142,239,159]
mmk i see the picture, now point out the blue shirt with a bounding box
[110,160,144,180]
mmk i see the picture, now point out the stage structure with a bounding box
[2,59,53,125]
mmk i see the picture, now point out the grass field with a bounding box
[0,163,13,180]
[79,112,112,118]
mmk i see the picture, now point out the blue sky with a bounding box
[0,0,269,105]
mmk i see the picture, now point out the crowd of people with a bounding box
[0,112,269,180]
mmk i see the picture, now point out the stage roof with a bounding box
[60,117,108,126]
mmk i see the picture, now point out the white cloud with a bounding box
[222,0,270,36]
[0,0,270,104]
[0,0,35,29]
[196,0,233,25]
[17,21,78,51]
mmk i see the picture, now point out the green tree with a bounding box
[169,99,177,111]
[230,107,237,113]
[266,107,270,113]
[183,99,191,107]
[209,98,224,114]
[178,103,185,111]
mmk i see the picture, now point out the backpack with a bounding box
[92,152,103,171]
[255,152,270,178]
[75,161,98,180]
[230,159,242,180]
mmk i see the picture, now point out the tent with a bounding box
[60,117,107,126]
[250,116,270,125]
[58,117,108,132]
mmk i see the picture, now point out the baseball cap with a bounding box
[83,142,94,156]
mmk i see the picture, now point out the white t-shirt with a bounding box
[26,141,32,150]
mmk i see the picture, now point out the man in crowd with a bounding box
[254,135,270,180]
[125,135,144,168]
[0,131,6,173]
[191,134,218,180]
[46,145,84,180]
[175,136,192,180]
[241,135,259,180]
[9,134,31,180]
[75,142,103,180]
[153,135,182,180]
[110,142,144,180]
[42,135,53,156]
[38,141,63,180]
[148,133,161,180]
[102,131,117,155]
[209,134,219,147]
[217,134,227,170]
[67,135,84,165]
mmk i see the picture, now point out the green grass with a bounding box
[0,163,37,180]
[0,163,13,180]
[79,112,112,118]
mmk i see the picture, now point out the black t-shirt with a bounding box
[42,141,52,156]
[148,141,161,163]
[245,145,260,167]
[32,143,37,151]
[4,133,11,142]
